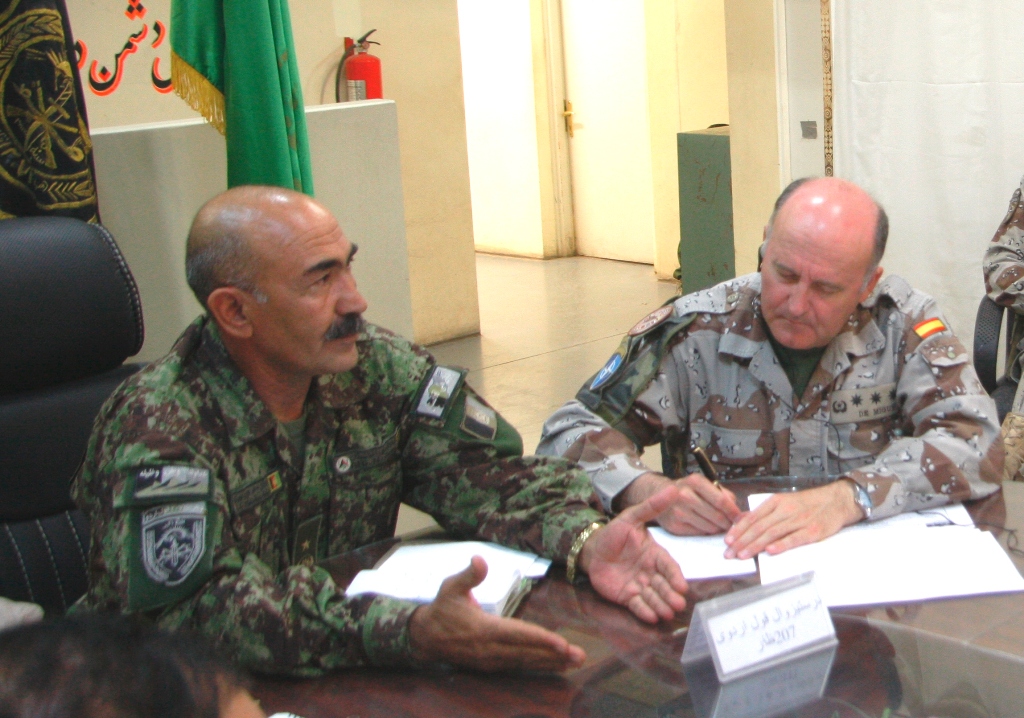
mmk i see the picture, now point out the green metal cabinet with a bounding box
[677,127,735,294]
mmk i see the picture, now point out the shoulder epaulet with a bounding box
[870,275,914,310]
[576,303,696,425]
[671,275,757,317]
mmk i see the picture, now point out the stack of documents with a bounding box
[748,495,1024,607]
[345,541,551,616]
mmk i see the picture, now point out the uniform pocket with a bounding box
[691,422,774,467]
[329,433,403,551]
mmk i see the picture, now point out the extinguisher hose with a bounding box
[335,45,355,103]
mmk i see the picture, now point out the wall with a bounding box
[676,0,731,134]
[457,0,546,258]
[651,0,731,280]
[91,102,413,361]
[723,0,782,275]
[645,0,732,280]
[356,1,480,345]
[67,0,480,346]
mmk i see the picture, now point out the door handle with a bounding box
[563,99,574,138]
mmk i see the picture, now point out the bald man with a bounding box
[72,186,688,676]
[539,177,1003,559]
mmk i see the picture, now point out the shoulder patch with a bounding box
[134,466,210,501]
[415,365,465,420]
[140,501,207,585]
[461,395,498,440]
[590,353,624,390]
[914,317,947,340]
[628,305,674,336]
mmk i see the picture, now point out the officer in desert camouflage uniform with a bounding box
[540,177,1002,560]
[982,173,1024,479]
[72,186,689,676]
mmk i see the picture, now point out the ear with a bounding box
[206,287,255,339]
[858,266,884,303]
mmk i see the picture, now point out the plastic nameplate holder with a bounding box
[681,572,836,682]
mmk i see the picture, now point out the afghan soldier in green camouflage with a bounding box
[541,178,1002,560]
[72,186,689,676]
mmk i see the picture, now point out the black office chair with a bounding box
[0,217,144,616]
[973,295,1018,424]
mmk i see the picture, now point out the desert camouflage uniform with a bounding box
[72,316,604,676]
[984,175,1024,400]
[983,174,1024,477]
[538,273,1002,520]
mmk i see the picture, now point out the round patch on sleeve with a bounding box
[628,305,674,336]
[590,353,624,390]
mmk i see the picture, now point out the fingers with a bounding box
[723,487,851,559]
[681,474,742,521]
[618,484,683,526]
[650,475,742,535]
[473,615,586,672]
[437,555,488,600]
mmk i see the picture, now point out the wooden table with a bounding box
[253,482,1024,718]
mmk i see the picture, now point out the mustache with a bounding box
[324,313,364,341]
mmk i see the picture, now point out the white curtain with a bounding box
[833,1,1024,341]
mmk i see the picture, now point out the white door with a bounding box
[560,0,656,264]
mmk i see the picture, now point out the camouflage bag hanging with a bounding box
[0,0,98,221]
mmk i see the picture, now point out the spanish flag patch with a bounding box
[914,318,947,339]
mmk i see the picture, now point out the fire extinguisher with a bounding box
[336,29,382,102]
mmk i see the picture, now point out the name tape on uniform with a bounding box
[829,383,897,424]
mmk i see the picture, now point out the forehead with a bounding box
[767,200,875,283]
[254,203,350,277]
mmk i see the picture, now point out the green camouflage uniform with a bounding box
[539,273,1003,520]
[72,316,603,676]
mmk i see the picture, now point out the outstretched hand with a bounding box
[408,556,586,673]
[580,485,689,623]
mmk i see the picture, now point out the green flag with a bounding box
[170,0,314,194]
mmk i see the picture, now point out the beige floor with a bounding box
[395,253,679,534]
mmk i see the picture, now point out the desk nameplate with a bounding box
[682,572,837,682]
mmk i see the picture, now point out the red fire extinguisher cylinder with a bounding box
[345,52,383,100]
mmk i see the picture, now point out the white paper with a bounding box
[344,541,550,611]
[757,521,1024,607]
[705,580,834,676]
[746,493,974,531]
[649,528,757,580]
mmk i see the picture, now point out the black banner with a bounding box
[0,0,98,221]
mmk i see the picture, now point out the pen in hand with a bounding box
[691,446,722,489]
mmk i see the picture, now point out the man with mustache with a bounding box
[72,186,688,675]
[539,177,1002,558]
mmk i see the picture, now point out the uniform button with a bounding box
[727,293,739,303]
[755,447,764,456]
[947,348,956,358]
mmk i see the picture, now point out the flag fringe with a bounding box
[171,51,226,135]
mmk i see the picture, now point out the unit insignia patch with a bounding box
[141,502,207,586]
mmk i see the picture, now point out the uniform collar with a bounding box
[193,317,278,448]
[192,317,371,447]
[714,282,886,363]
[714,282,887,403]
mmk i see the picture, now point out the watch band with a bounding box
[845,478,873,520]
[566,521,606,584]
